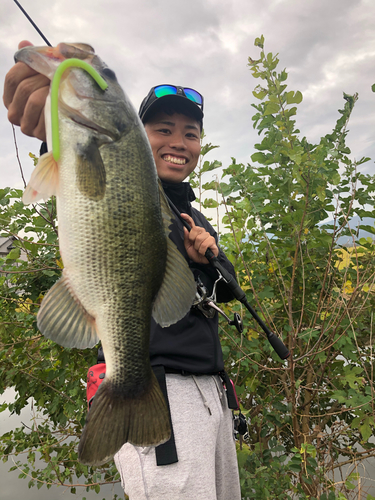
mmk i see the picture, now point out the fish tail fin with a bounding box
[78,371,171,465]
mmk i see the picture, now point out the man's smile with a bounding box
[162,154,188,165]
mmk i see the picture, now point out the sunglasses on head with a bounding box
[153,85,204,110]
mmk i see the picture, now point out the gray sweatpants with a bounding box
[114,374,241,500]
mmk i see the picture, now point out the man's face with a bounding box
[144,111,201,183]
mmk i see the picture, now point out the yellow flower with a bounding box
[15,298,33,313]
[343,280,354,295]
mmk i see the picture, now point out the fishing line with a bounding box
[12,0,52,46]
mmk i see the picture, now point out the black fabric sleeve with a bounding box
[40,142,48,155]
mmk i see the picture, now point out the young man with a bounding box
[3,45,241,500]
[112,86,242,499]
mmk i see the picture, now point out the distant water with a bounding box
[0,388,124,500]
[321,216,374,246]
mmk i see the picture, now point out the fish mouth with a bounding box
[14,43,95,80]
[162,154,188,165]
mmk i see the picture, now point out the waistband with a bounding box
[163,367,220,377]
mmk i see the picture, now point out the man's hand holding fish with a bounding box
[4,41,48,142]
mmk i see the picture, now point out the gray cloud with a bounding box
[2,0,374,181]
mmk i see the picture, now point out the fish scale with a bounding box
[16,42,196,465]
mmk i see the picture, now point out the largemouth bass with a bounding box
[15,43,196,466]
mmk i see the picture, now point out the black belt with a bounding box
[152,365,238,466]
[164,367,218,376]
[153,366,178,466]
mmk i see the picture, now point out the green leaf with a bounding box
[254,35,265,48]
[316,185,326,202]
[286,90,303,104]
[251,152,267,163]
[202,198,219,209]
[359,419,372,442]
[288,463,302,472]
[201,160,222,173]
[357,156,371,165]
[200,142,220,157]
[302,474,312,484]
[305,444,317,458]
[6,248,20,260]
[348,473,360,481]
[343,365,364,389]
[253,88,268,100]
[331,171,341,185]
[264,102,280,115]
[306,465,316,475]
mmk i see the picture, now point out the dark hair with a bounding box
[142,97,203,131]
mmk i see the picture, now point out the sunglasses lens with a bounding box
[154,85,177,98]
[183,88,203,105]
[152,85,203,111]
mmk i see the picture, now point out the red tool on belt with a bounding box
[86,363,106,410]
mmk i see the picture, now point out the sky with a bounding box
[1,0,375,193]
[0,0,375,497]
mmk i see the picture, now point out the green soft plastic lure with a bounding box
[51,58,108,161]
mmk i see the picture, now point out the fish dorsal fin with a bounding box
[23,151,59,204]
[152,181,196,327]
[38,273,100,349]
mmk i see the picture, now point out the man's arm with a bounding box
[183,210,237,303]
[3,41,49,142]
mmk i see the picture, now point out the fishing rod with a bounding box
[12,0,290,361]
[13,0,52,46]
[166,197,290,361]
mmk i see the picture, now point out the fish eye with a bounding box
[102,68,117,80]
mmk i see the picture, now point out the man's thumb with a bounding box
[18,40,33,50]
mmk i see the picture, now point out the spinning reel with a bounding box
[193,275,243,334]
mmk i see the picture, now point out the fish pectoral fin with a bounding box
[37,274,100,349]
[152,181,196,327]
[76,138,106,201]
[23,151,59,204]
[78,372,171,465]
[152,238,196,327]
